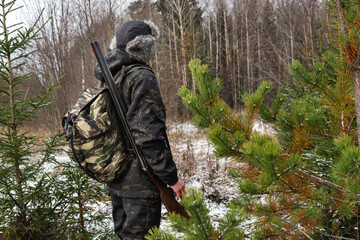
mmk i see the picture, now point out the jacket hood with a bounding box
[109,20,160,63]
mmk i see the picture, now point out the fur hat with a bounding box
[109,20,160,63]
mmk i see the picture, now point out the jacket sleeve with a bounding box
[126,70,178,186]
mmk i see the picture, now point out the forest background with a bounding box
[13,0,325,132]
[3,0,360,239]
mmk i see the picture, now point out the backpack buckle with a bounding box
[61,114,73,134]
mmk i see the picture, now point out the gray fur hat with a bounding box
[109,20,160,63]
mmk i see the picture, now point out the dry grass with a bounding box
[19,126,55,139]
[166,121,251,202]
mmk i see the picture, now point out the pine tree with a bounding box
[171,54,360,239]
[146,188,246,240]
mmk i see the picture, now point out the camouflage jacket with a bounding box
[94,49,178,198]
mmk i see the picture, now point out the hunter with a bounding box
[94,20,185,239]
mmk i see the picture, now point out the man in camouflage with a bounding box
[94,20,185,239]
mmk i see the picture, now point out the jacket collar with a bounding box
[94,48,143,82]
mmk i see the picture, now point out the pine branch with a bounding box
[172,223,198,237]
[295,170,349,194]
[281,218,313,240]
[217,220,240,240]
[311,225,356,240]
[194,209,210,239]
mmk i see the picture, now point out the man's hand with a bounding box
[170,179,185,200]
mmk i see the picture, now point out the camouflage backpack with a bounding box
[62,64,151,183]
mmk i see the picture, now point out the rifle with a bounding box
[90,41,189,219]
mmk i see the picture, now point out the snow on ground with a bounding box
[161,120,272,234]
[51,120,272,236]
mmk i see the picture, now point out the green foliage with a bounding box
[175,54,360,239]
[0,1,115,239]
[0,1,62,238]
[146,189,245,240]
[332,134,360,194]
[52,156,115,239]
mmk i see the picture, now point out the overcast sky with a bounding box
[8,0,29,27]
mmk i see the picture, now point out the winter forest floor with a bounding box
[53,120,274,236]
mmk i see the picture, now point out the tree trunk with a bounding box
[168,27,174,80]
[178,4,187,87]
[78,189,85,238]
[208,10,213,64]
[257,24,261,79]
[354,70,360,144]
[81,49,85,90]
[215,14,219,77]
[232,13,238,110]
[245,10,251,93]
[224,7,230,68]
[5,27,26,227]
[172,12,180,77]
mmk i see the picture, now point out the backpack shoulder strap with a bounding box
[126,64,153,75]
[113,64,153,86]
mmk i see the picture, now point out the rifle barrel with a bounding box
[90,41,189,219]
[91,41,147,171]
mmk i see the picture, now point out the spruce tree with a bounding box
[0,0,62,238]
[0,1,115,239]
[54,159,115,239]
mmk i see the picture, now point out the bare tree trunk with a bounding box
[236,36,241,107]
[354,70,360,147]
[232,12,238,110]
[289,7,294,60]
[257,24,261,79]
[240,18,243,95]
[303,23,308,54]
[282,30,289,68]
[81,49,85,90]
[290,27,294,61]
[308,15,314,54]
[245,10,251,93]
[215,14,219,77]
[177,2,187,87]
[208,9,213,64]
[224,7,230,68]
[168,27,174,80]
[172,12,180,77]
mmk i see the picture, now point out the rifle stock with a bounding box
[146,168,189,218]
[90,41,189,219]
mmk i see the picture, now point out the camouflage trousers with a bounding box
[110,195,161,240]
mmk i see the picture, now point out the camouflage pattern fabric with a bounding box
[62,87,130,183]
[110,196,161,239]
[106,67,179,199]
[93,47,179,238]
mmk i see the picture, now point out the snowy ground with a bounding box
[160,120,274,234]
[53,120,274,237]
